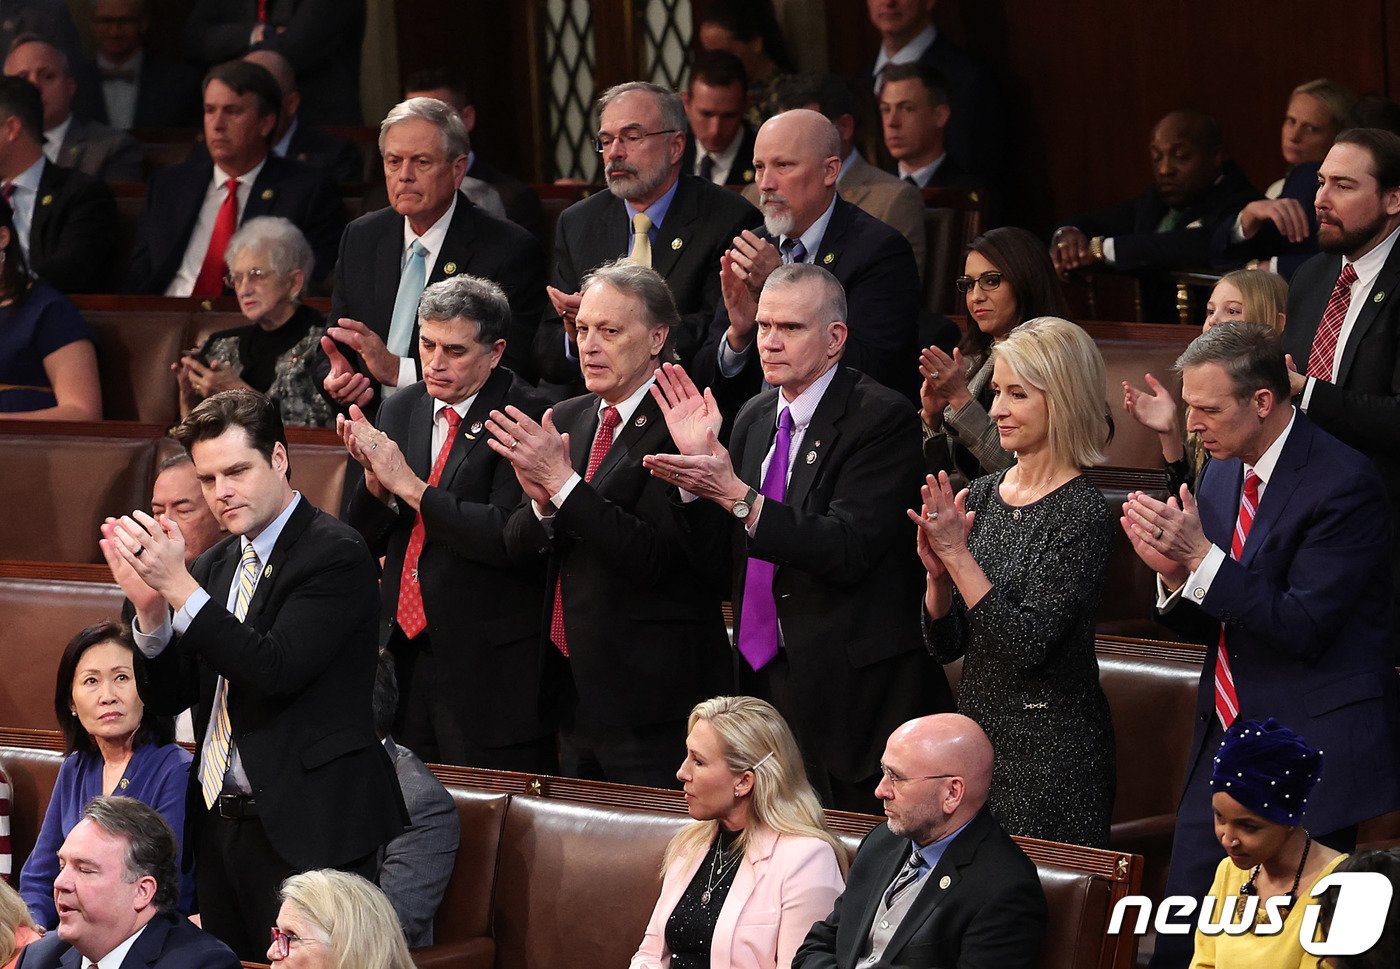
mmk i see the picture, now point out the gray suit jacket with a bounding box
[54,116,144,183]
[378,740,460,948]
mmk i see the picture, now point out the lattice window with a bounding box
[640,0,692,90]
[542,0,598,181]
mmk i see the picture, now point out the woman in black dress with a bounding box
[912,316,1116,847]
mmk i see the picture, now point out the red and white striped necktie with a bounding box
[1214,469,1259,728]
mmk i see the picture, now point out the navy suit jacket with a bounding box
[345,369,553,747]
[1211,162,1321,280]
[29,159,119,293]
[1159,412,1400,833]
[694,195,922,417]
[16,912,240,969]
[123,153,347,294]
[328,199,546,391]
[793,808,1046,969]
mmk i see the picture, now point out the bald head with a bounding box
[1150,109,1224,209]
[877,714,994,845]
[243,49,298,140]
[752,109,842,238]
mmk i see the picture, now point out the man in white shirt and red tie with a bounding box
[1281,127,1400,660]
[1121,322,1400,969]
[339,274,555,773]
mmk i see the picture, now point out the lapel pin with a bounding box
[805,451,816,464]
[822,253,834,265]
[742,169,754,182]
[939,875,951,889]
[812,439,821,448]
[263,564,273,579]
[443,261,458,275]
[119,777,130,789]
[40,193,52,206]
[1374,291,1386,303]
[670,238,683,251]
[634,414,648,427]
[470,421,484,434]
[260,188,273,201]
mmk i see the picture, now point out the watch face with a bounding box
[732,500,751,520]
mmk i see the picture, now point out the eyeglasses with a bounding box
[878,764,958,789]
[270,927,323,959]
[593,128,679,153]
[224,268,276,288]
[954,271,1005,294]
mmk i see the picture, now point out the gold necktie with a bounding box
[198,543,259,808]
[631,212,654,267]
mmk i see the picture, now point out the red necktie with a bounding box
[396,409,463,638]
[257,1,268,23]
[193,178,239,298]
[1305,263,1358,381]
[549,406,620,657]
[1214,469,1258,728]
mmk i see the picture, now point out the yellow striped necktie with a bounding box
[198,542,260,809]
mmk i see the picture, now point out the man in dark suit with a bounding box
[694,108,922,417]
[859,0,1007,183]
[123,59,345,296]
[0,75,119,292]
[1280,128,1400,655]
[4,35,143,183]
[1122,322,1400,969]
[879,62,976,191]
[244,49,362,184]
[647,264,950,812]
[792,714,1046,968]
[680,50,757,187]
[491,261,731,787]
[320,97,546,407]
[403,68,546,242]
[539,81,761,392]
[1051,110,1259,322]
[17,796,240,969]
[181,0,365,126]
[91,0,203,130]
[340,274,553,772]
[101,389,404,961]
[1211,161,1321,280]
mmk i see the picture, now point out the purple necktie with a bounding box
[737,407,794,671]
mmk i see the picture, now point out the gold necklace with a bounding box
[1010,469,1059,521]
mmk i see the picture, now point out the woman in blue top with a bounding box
[19,621,192,925]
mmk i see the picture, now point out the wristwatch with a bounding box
[1089,235,1106,263]
[731,487,759,521]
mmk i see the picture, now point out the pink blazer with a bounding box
[628,827,845,969]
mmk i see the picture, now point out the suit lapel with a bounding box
[1238,417,1310,570]
[590,392,662,488]
[589,195,630,268]
[1199,458,1242,551]
[432,200,477,284]
[566,398,598,475]
[812,197,855,270]
[118,913,172,969]
[56,941,84,969]
[244,159,281,221]
[783,368,851,510]
[885,809,994,959]
[850,833,914,965]
[710,829,777,969]
[242,498,314,623]
[1336,246,1400,383]
[406,389,435,477]
[438,369,507,487]
[649,178,695,278]
[739,391,780,481]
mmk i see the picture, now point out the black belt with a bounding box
[214,793,259,819]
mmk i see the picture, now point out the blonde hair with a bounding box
[993,317,1110,468]
[1291,78,1357,133]
[664,696,848,876]
[279,870,415,969]
[1216,269,1288,335]
[0,879,37,965]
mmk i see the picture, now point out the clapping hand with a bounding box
[650,363,722,455]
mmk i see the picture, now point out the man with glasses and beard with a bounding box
[537,81,760,395]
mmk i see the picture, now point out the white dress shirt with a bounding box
[537,377,655,517]
[41,114,73,166]
[83,921,149,969]
[872,24,937,91]
[898,155,947,188]
[389,194,459,392]
[5,154,45,256]
[98,51,142,131]
[693,128,743,185]
[164,158,268,297]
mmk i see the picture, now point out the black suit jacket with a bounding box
[28,159,119,293]
[695,196,922,415]
[794,808,1046,969]
[16,912,240,969]
[329,199,547,388]
[1211,161,1320,280]
[143,497,405,870]
[681,126,758,186]
[502,390,731,726]
[345,369,553,747]
[724,368,951,780]
[90,54,204,130]
[123,153,347,294]
[468,156,547,243]
[537,174,762,388]
[284,120,364,184]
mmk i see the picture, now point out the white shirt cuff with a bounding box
[1301,375,1317,409]
[550,472,582,510]
[381,356,417,398]
[1231,214,1247,243]
[173,588,211,634]
[132,613,173,657]
[1155,544,1226,609]
[1102,237,1116,265]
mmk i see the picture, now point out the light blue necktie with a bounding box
[387,240,428,358]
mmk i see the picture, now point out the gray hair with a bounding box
[762,263,847,327]
[595,81,686,134]
[579,259,680,331]
[82,796,180,914]
[225,216,314,283]
[379,96,470,159]
[417,274,512,345]
[1175,321,1290,402]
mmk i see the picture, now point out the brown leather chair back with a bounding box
[0,569,125,730]
[86,310,192,424]
[1081,323,1195,470]
[0,744,65,872]
[433,787,510,944]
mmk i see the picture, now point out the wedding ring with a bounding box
[370,442,378,451]
[133,546,145,557]
[926,511,939,521]
[1155,527,1164,540]
[510,439,519,450]
[931,371,940,379]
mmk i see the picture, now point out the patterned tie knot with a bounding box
[600,405,620,434]
[1338,262,1358,288]
[1243,469,1260,503]
[442,407,462,432]
[780,238,807,265]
